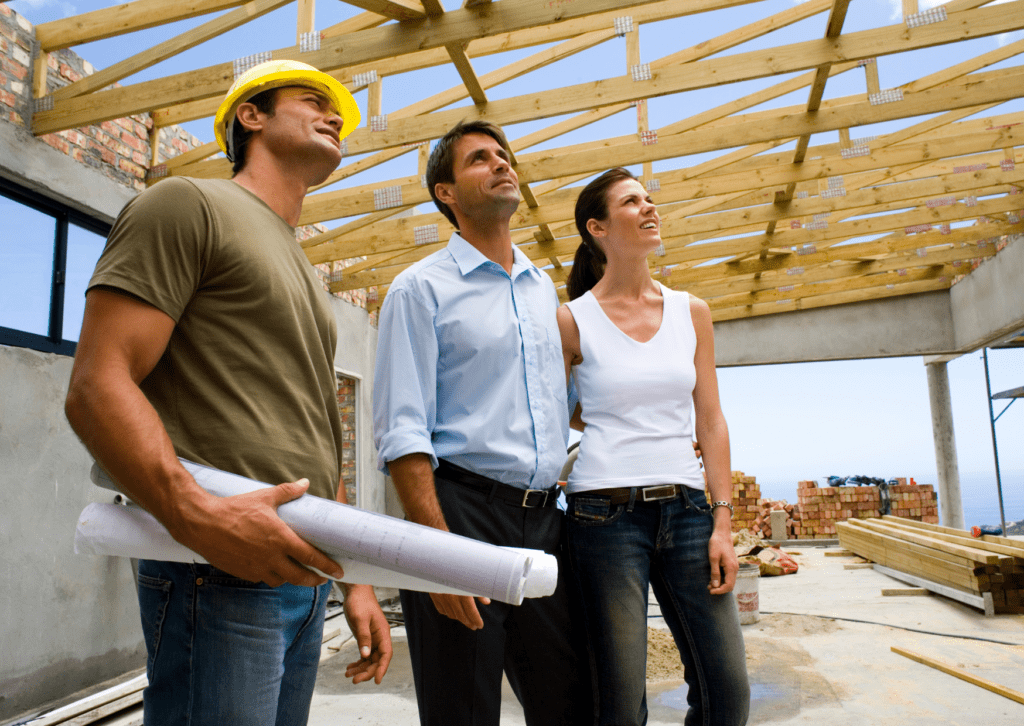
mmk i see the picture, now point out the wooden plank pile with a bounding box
[798,480,938,538]
[837,516,1024,615]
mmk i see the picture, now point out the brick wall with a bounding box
[336,375,357,505]
[1,2,374,319]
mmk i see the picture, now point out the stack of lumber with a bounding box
[837,516,1024,614]
[753,499,801,540]
[798,481,938,538]
[720,471,761,534]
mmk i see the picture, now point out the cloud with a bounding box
[10,0,77,19]
[997,30,1024,47]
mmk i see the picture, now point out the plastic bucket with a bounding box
[735,562,760,625]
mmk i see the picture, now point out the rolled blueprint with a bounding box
[82,459,558,605]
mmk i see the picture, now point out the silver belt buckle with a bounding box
[642,485,677,502]
[522,488,547,507]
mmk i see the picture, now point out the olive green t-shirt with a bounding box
[89,177,342,500]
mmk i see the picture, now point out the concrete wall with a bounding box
[331,297,387,515]
[0,345,145,722]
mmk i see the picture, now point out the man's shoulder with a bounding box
[390,246,456,293]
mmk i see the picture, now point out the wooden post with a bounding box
[902,0,919,19]
[367,77,383,131]
[626,29,652,184]
[297,0,315,45]
[33,50,49,99]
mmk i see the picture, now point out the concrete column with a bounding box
[925,361,965,528]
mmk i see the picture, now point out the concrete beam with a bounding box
[714,290,955,367]
[713,235,1024,366]
[0,121,134,224]
[950,235,1024,353]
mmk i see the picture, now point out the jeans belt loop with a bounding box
[626,487,637,513]
[487,482,498,505]
[678,485,694,509]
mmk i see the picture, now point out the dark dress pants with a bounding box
[400,474,594,726]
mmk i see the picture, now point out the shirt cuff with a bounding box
[376,427,438,475]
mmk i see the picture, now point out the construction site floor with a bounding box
[310,545,1024,726]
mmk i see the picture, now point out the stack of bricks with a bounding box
[725,471,761,534]
[797,479,939,538]
[753,499,801,539]
[888,480,940,522]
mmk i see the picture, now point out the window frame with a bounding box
[0,177,111,356]
[335,367,363,508]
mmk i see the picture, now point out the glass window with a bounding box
[0,195,56,336]
[64,224,108,343]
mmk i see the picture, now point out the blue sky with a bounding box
[7,0,1024,523]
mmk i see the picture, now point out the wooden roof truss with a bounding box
[31,0,1024,320]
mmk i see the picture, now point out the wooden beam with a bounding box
[160,25,622,180]
[34,0,249,51]
[302,123,1022,253]
[513,65,1024,184]
[342,0,428,21]
[297,0,315,44]
[445,43,488,105]
[35,0,754,135]
[892,648,1024,703]
[325,5,1024,157]
[47,0,294,103]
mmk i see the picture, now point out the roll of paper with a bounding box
[83,459,558,604]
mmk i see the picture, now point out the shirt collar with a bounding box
[447,232,541,280]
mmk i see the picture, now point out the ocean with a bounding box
[756,470,1024,530]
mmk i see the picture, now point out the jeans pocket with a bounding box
[137,573,173,674]
[568,496,623,525]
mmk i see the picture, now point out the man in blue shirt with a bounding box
[373,120,591,726]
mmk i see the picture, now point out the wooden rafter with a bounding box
[29,0,1024,323]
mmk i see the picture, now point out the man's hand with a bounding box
[175,478,345,588]
[707,517,738,595]
[429,592,491,630]
[343,584,394,684]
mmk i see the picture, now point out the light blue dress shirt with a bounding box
[373,233,569,490]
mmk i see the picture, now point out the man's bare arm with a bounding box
[66,288,344,587]
[387,453,490,629]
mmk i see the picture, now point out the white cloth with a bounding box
[565,285,703,494]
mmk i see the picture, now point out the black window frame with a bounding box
[0,177,112,356]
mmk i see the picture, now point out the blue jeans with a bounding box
[566,487,750,726]
[137,560,330,726]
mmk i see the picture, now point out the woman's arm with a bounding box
[689,295,738,595]
[556,306,586,432]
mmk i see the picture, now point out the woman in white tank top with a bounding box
[557,168,750,726]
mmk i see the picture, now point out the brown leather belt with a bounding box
[436,459,559,508]
[570,484,686,506]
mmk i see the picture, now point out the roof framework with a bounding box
[31,0,1024,320]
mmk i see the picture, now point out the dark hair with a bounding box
[230,88,278,175]
[566,167,637,300]
[425,120,513,230]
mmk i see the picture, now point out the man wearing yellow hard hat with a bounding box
[67,60,391,724]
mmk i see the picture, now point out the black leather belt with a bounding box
[569,484,686,506]
[436,459,559,508]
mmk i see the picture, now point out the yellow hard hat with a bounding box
[214,59,361,161]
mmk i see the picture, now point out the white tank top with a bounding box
[565,285,704,494]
